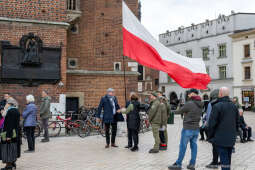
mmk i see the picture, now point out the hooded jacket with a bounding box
[175,95,203,130]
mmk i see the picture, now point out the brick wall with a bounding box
[0,23,67,111]
[66,74,138,107]
[66,0,140,107]
[0,0,67,22]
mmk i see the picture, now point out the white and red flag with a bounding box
[122,2,211,89]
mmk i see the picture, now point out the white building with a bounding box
[230,28,255,109]
[158,12,255,103]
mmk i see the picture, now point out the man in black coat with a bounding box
[208,87,240,170]
[97,88,120,148]
[239,111,253,142]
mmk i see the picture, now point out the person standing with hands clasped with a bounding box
[120,93,140,152]
[207,87,240,170]
[22,95,37,153]
[148,92,161,154]
[40,90,51,143]
[97,88,121,148]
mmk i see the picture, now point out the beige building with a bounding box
[230,29,255,109]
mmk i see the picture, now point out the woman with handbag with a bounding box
[1,98,21,170]
[120,93,141,152]
[22,95,37,153]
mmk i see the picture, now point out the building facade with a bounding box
[230,29,255,109]
[159,12,255,103]
[0,0,158,114]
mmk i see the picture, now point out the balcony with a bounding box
[66,0,82,22]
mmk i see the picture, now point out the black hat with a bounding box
[188,89,199,95]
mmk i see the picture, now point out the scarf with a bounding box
[107,95,116,115]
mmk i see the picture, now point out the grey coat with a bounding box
[40,96,51,119]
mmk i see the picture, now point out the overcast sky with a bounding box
[140,0,255,39]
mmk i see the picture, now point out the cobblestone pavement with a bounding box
[1,112,255,170]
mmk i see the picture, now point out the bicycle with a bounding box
[49,109,86,137]
[82,113,105,138]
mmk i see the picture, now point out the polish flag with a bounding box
[122,2,211,89]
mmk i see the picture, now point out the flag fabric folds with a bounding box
[122,2,211,89]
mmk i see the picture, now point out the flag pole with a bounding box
[122,55,127,104]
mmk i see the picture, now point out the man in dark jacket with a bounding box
[168,89,203,170]
[40,90,51,143]
[97,88,120,148]
[125,92,135,149]
[239,110,253,142]
[208,87,240,170]
[205,89,221,169]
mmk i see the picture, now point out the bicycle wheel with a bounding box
[98,123,105,137]
[72,120,85,135]
[78,121,91,138]
[48,121,61,137]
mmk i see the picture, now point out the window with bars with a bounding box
[138,64,144,81]
[218,44,227,58]
[219,66,227,79]
[202,47,209,60]
[186,50,192,58]
[67,0,77,10]
[244,44,250,58]
[244,66,251,80]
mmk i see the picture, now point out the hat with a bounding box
[210,89,219,100]
[7,98,16,105]
[188,89,199,95]
[151,91,158,97]
[107,88,115,92]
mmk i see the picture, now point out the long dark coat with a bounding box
[97,95,120,124]
[208,96,240,147]
[127,101,141,130]
[2,107,21,158]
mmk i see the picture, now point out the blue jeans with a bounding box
[216,146,233,170]
[176,129,199,166]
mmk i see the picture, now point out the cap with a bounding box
[151,91,158,97]
[7,98,16,105]
[107,88,115,93]
[188,89,199,95]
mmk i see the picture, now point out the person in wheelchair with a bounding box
[239,109,253,142]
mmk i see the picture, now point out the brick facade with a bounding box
[66,0,141,107]
[0,0,158,111]
[0,0,68,111]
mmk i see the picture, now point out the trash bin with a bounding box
[168,111,174,124]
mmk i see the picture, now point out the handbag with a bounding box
[115,113,124,122]
[1,129,17,142]
[1,142,17,163]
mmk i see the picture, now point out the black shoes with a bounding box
[247,138,254,142]
[111,144,119,147]
[187,164,195,170]
[24,150,35,153]
[205,162,219,169]
[149,149,159,153]
[125,145,132,149]
[168,163,182,170]
[131,146,139,152]
[41,138,49,143]
[105,144,110,148]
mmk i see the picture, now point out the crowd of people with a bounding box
[0,91,51,170]
[0,86,253,170]
[96,87,253,170]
